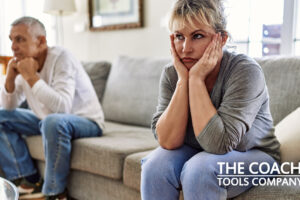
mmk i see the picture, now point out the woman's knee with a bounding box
[180,152,219,185]
[141,149,183,185]
[142,153,172,180]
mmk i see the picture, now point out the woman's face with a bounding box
[172,19,217,70]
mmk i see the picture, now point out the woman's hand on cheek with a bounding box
[170,34,188,82]
[190,33,222,81]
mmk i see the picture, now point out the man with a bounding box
[0,16,104,200]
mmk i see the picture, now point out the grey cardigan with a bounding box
[151,50,280,162]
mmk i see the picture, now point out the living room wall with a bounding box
[62,0,174,62]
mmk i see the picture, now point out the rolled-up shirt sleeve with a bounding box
[196,63,267,154]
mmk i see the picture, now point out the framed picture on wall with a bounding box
[88,0,143,31]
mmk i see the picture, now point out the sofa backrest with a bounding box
[255,56,300,125]
[82,61,111,103]
[101,56,171,127]
[82,56,300,128]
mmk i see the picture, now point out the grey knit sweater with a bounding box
[151,50,280,162]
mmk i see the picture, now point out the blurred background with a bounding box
[0,0,299,64]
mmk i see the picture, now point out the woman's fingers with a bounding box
[191,33,221,80]
[204,34,218,59]
[170,34,188,79]
[170,35,181,63]
[209,33,222,61]
[216,33,222,53]
[211,33,220,60]
[201,34,217,64]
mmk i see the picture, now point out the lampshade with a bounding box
[43,0,76,16]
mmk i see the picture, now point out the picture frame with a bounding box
[88,0,143,31]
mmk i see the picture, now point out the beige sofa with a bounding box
[2,55,300,200]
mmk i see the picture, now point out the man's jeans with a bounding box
[141,145,277,200]
[0,108,102,195]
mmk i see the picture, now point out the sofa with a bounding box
[1,54,300,200]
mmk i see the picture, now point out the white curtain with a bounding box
[0,0,25,55]
[0,0,55,56]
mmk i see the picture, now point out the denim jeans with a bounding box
[0,108,102,195]
[141,145,277,200]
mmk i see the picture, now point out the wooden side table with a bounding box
[0,56,12,74]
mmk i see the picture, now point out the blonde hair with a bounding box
[168,0,227,35]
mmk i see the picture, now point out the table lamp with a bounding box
[43,0,76,46]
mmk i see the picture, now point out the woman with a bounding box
[141,0,280,199]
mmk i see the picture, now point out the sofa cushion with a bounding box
[255,56,300,125]
[233,184,300,200]
[68,169,141,200]
[102,56,171,127]
[82,61,111,103]
[104,121,152,134]
[123,150,153,191]
[36,161,141,200]
[274,107,300,168]
[25,121,158,180]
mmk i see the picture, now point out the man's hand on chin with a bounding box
[16,57,40,87]
[7,57,18,74]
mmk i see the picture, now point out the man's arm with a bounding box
[1,58,25,109]
[30,53,77,114]
[16,57,40,88]
[5,58,19,93]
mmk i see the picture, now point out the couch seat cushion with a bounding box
[233,184,300,200]
[104,121,152,134]
[123,150,153,191]
[26,121,158,180]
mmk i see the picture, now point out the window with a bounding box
[295,0,300,55]
[225,0,300,57]
[0,0,55,56]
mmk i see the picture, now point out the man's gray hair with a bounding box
[11,16,46,37]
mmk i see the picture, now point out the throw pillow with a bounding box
[101,55,171,127]
[274,107,300,171]
[82,61,111,103]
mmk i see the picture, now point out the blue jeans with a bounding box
[0,108,102,195]
[141,145,277,200]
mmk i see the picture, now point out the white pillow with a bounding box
[274,107,300,169]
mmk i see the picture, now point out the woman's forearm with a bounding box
[156,80,189,149]
[189,77,217,137]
